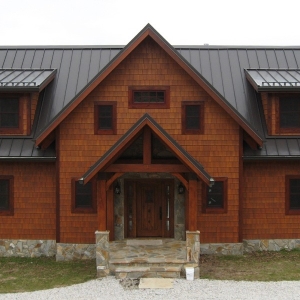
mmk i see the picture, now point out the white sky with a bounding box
[0,0,299,46]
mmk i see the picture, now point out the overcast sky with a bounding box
[1,0,299,46]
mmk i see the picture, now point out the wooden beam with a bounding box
[187,175,198,231]
[104,164,189,173]
[98,180,107,231]
[143,126,151,165]
[106,172,124,191]
[107,185,114,241]
[171,173,188,191]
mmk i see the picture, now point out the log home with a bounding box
[1,24,300,277]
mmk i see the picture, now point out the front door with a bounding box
[125,179,174,238]
[136,182,162,237]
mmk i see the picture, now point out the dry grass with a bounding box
[200,249,300,281]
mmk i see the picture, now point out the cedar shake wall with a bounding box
[243,161,300,239]
[58,37,240,244]
[0,162,56,239]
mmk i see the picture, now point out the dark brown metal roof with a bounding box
[245,69,300,92]
[0,69,56,92]
[0,138,55,160]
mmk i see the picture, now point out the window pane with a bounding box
[98,105,113,129]
[186,105,200,129]
[133,91,165,103]
[280,98,300,128]
[75,181,93,208]
[0,180,9,210]
[0,99,19,128]
[290,179,300,209]
[207,181,223,208]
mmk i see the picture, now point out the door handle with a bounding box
[159,207,162,220]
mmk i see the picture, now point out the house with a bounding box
[1,24,300,276]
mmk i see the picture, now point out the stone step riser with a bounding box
[116,271,181,279]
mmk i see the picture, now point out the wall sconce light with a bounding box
[178,183,185,194]
[114,181,121,195]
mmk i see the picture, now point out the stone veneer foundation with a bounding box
[0,239,56,257]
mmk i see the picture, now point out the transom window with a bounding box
[279,97,300,129]
[182,101,204,134]
[286,176,300,214]
[129,86,170,108]
[202,178,227,213]
[72,179,96,213]
[94,101,116,135]
[0,176,13,216]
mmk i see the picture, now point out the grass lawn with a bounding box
[1,250,300,293]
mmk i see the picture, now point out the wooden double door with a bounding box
[125,179,174,238]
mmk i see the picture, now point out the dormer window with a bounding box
[279,97,300,131]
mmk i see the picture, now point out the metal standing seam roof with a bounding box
[0,138,55,161]
[245,69,300,92]
[0,69,56,92]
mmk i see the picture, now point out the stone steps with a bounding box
[111,263,183,279]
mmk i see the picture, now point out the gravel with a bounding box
[1,277,300,300]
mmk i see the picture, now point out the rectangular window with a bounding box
[94,101,116,135]
[0,176,14,216]
[182,101,204,134]
[128,86,170,108]
[71,179,96,213]
[279,97,300,133]
[286,176,300,214]
[202,178,227,213]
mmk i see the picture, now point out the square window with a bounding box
[0,176,14,216]
[286,176,300,214]
[182,101,204,134]
[278,97,300,133]
[128,86,170,108]
[202,178,227,213]
[94,101,116,135]
[72,179,97,213]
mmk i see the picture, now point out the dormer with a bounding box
[245,69,300,136]
[0,69,56,136]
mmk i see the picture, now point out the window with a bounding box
[0,97,22,134]
[128,86,170,108]
[286,176,300,214]
[182,101,204,134]
[202,178,227,213]
[278,97,300,133]
[71,179,97,213]
[0,176,14,216]
[94,101,116,135]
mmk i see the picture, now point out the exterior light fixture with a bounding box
[114,181,121,195]
[178,183,185,194]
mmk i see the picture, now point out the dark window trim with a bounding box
[94,101,117,135]
[286,175,300,215]
[202,177,227,214]
[0,95,23,134]
[128,86,170,109]
[182,101,204,134]
[276,95,300,134]
[0,175,14,216]
[71,178,97,214]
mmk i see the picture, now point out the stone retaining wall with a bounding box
[243,239,300,252]
[56,243,96,261]
[200,243,244,255]
[0,239,56,257]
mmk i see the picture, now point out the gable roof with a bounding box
[29,24,264,146]
[79,113,213,185]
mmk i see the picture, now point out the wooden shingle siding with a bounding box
[57,37,240,243]
[243,161,300,239]
[0,162,56,239]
